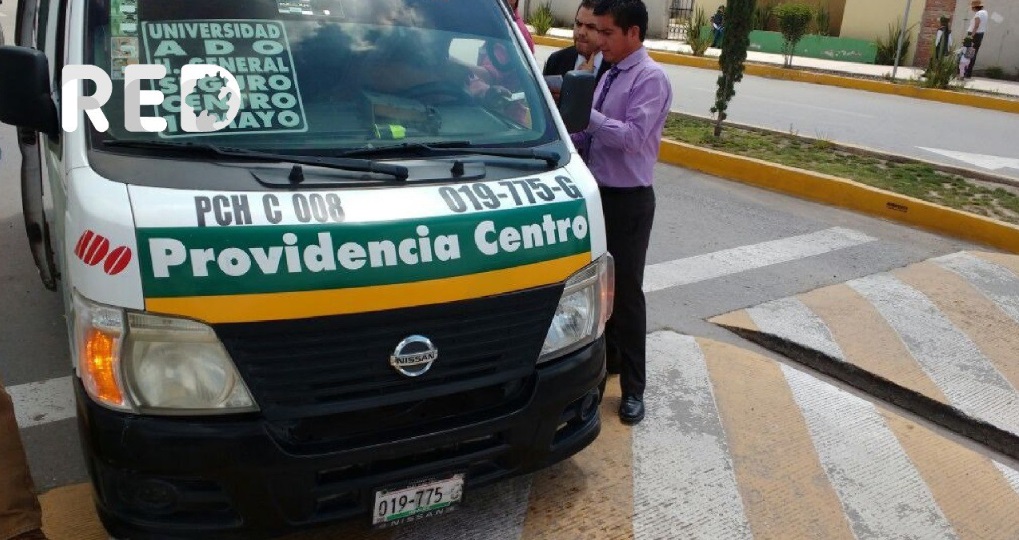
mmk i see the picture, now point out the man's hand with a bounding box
[578,55,595,72]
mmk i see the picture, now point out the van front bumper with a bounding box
[77,338,605,540]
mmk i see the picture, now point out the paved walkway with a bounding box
[545,27,1019,98]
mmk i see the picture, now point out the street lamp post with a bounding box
[891,0,914,80]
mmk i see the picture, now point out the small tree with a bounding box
[685,7,712,56]
[711,0,757,137]
[774,3,813,68]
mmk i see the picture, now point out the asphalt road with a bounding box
[535,45,1019,180]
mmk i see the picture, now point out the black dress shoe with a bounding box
[619,395,645,425]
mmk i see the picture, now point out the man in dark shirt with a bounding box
[543,0,612,98]
[710,5,724,48]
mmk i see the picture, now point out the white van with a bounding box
[0,0,611,537]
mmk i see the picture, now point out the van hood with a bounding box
[82,165,605,323]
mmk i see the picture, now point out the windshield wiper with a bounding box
[341,142,561,168]
[102,140,410,181]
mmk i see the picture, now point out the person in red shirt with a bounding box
[506,0,536,53]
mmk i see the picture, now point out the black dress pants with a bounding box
[600,185,655,399]
[966,32,985,78]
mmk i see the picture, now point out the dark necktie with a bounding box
[594,66,621,112]
[581,66,621,160]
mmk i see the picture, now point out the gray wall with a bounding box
[521,0,673,40]
[952,0,1018,75]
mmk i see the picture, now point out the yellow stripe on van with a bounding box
[145,253,591,323]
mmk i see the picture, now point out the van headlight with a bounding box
[73,292,257,414]
[539,255,614,363]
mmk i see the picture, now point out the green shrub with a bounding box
[528,2,555,36]
[753,3,775,31]
[814,1,831,36]
[754,2,774,30]
[686,7,712,57]
[874,19,915,66]
[774,3,814,68]
[921,54,958,89]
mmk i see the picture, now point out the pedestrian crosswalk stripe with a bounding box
[8,376,75,428]
[701,339,854,539]
[635,333,751,539]
[895,262,1019,398]
[847,273,1019,436]
[799,284,949,403]
[780,364,956,539]
[746,296,845,362]
[994,461,1019,495]
[520,379,635,539]
[642,227,876,293]
[974,251,1019,278]
[882,410,1019,539]
[934,252,1019,326]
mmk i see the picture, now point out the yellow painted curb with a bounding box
[659,139,1019,254]
[532,35,1019,114]
[533,35,572,48]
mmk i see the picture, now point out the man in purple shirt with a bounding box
[572,0,672,425]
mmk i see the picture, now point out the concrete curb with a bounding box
[532,35,1019,115]
[658,139,1019,254]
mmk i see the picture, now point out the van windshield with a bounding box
[85,0,556,154]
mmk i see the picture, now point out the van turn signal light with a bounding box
[84,328,124,406]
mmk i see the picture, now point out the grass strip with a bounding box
[664,114,1019,225]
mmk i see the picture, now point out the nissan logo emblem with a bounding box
[390,335,438,377]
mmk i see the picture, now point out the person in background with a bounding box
[1,380,48,540]
[572,0,672,426]
[710,5,725,48]
[958,35,976,80]
[933,15,953,60]
[965,0,988,78]
[543,0,612,102]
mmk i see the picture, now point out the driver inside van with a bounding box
[359,22,530,126]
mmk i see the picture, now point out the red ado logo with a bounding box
[74,230,132,276]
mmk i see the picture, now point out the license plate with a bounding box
[372,473,464,528]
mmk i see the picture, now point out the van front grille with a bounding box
[214,285,562,421]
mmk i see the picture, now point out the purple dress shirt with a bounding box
[572,47,673,188]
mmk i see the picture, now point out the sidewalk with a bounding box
[543,27,1019,98]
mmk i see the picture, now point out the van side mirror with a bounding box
[0,46,58,136]
[558,70,596,133]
